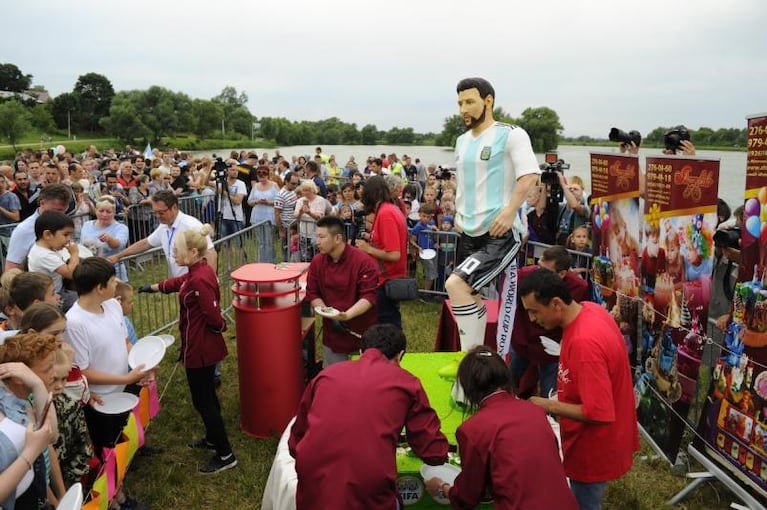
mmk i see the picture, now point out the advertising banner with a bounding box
[695,114,767,499]
[635,155,720,463]
[589,153,641,361]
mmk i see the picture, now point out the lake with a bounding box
[200,144,748,211]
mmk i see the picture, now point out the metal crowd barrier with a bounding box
[123,222,262,338]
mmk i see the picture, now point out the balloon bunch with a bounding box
[743,187,767,246]
[592,200,610,232]
[50,144,66,156]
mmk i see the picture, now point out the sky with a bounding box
[4,0,766,138]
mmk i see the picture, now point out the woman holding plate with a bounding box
[140,224,236,475]
[80,196,129,281]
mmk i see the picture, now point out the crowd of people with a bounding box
[0,75,743,510]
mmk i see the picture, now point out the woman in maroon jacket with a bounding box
[144,224,236,475]
[425,346,577,510]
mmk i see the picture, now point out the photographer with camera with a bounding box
[662,125,696,156]
[711,204,742,343]
[609,127,643,155]
[219,159,247,238]
[550,165,589,247]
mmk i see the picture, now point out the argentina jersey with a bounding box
[454,122,539,237]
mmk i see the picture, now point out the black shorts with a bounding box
[453,229,521,292]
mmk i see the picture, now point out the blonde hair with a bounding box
[115,281,133,301]
[569,175,585,189]
[150,167,165,180]
[96,195,116,210]
[567,225,590,250]
[297,180,318,194]
[174,224,213,264]
[0,268,22,289]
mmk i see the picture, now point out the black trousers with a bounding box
[186,365,232,457]
[83,384,139,461]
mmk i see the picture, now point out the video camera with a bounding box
[540,152,570,204]
[211,156,228,182]
[608,128,642,147]
[352,209,367,241]
[664,125,691,152]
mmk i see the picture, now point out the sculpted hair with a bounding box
[518,268,573,305]
[9,272,53,311]
[151,189,178,208]
[19,302,65,333]
[39,183,72,205]
[361,324,406,359]
[541,245,572,272]
[0,332,58,366]
[72,256,116,295]
[456,77,495,104]
[457,345,513,411]
[316,216,346,240]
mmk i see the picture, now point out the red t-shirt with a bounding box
[370,202,407,286]
[558,302,639,482]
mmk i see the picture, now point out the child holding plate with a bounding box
[141,224,236,475]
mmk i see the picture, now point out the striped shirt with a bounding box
[275,187,298,227]
[454,122,539,236]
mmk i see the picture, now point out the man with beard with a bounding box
[12,170,36,220]
[442,77,539,375]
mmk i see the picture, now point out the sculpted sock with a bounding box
[452,302,487,352]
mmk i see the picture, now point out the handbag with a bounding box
[384,277,419,301]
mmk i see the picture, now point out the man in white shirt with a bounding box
[108,190,216,277]
[218,160,247,237]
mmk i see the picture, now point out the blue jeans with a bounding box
[376,286,402,329]
[570,480,606,510]
[509,345,558,397]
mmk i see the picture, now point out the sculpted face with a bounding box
[457,88,490,130]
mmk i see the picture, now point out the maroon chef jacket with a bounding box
[449,392,577,510]
[305,244,379,353]
[288,348,449,510]
[158,259,227,368]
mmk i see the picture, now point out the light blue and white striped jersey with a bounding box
[454,122,539,236]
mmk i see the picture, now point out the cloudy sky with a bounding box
[5,0,766,138]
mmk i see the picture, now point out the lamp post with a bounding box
[67,109,71,139]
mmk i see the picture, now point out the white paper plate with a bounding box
[93,392,139,415]
[128,336,166,370]
[56,482,82,510]
[314,306,340,318]
[60,244,94,262]
[420,463,461,504]
[420,248,437,260]
[158,334,175,347]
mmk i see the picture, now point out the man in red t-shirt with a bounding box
[521,269,639,510]
[356,176,408,328]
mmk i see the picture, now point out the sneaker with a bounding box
[187,438,216,450]
[199,453,237,474]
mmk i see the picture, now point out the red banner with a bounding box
[636,156,720,463]
[589,153,641,366]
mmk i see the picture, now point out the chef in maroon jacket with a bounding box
[288,324,449,510]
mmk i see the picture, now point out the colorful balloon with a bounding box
[746,198,760,217]
[759,186,767,205]
[594,215,602,230]
[761,204,767,222]
[746,215,761,239]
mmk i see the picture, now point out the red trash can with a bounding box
[231,262,309,438]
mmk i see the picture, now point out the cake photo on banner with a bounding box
[695,113,767,500]
[634,155,720,463]
[589,153,641,361]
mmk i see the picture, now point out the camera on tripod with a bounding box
[211,156,228,182]
[540,152,570,204]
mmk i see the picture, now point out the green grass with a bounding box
[118,236,740,509]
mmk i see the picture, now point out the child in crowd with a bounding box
[8,271,60,320]
[0,288,20,332]
[289,223,300,262]
[421,187,443,227]
[338,204,356,242]
[410,204,437,294]
[437,215,456,293]
[567,225,592,278]
[115,281,138,345]
[64,258,152,463]
[28,210,79,311]
[20,303,94,491]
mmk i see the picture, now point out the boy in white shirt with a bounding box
[27,210,79,310]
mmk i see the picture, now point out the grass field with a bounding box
[118,292,740,509]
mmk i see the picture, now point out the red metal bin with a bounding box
[231,263,309,438]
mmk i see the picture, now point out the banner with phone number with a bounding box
[694,113,767,500]
[589,153,641,365]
